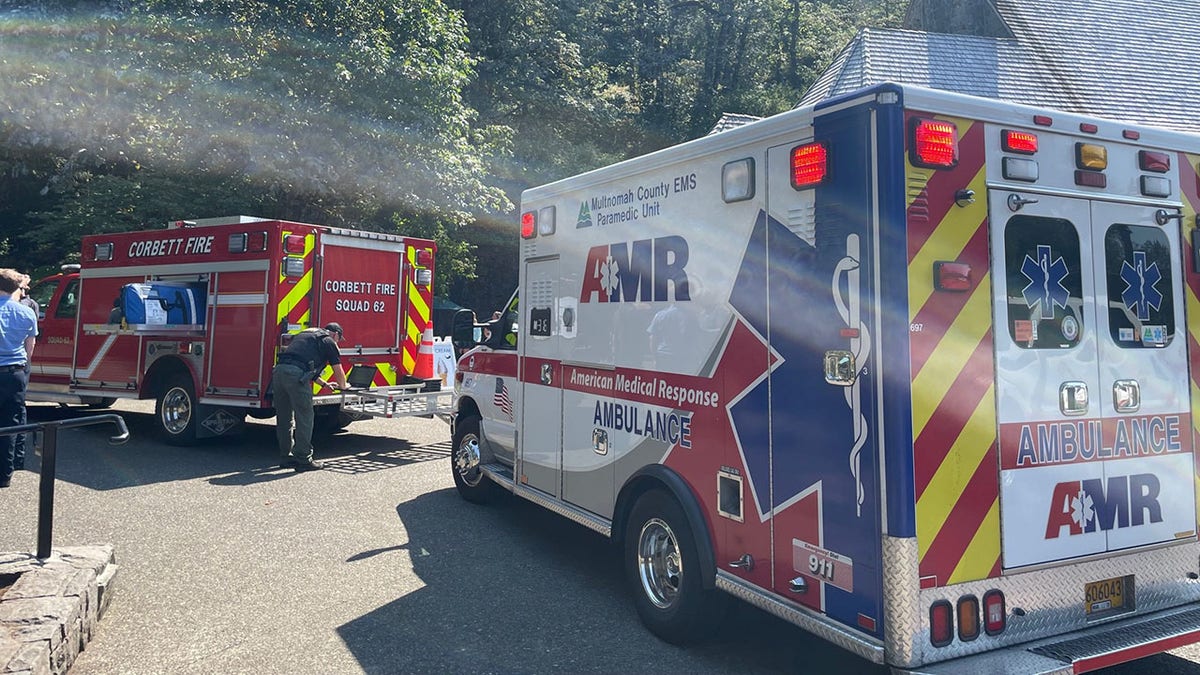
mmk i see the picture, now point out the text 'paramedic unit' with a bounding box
[26,216,447,444]
[448,83,1200,673]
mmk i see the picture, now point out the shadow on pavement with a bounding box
[337,488,883,674]
[24,403,449,491]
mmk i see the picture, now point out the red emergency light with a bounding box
[520,211,537,239]
[416,249,434,268]
[1002,129,1038,155]
[934,261,972,292]
[283,234,307,254]
[910,118,958,169]
[790,142,827,188]
[1139,150,1171,173]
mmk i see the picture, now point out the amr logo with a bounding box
[579,236,690,303]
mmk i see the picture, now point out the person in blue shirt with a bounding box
[0,269,38,488]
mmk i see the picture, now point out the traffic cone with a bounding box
[414,327,435,380]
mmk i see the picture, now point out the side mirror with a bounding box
[451,309,479,351]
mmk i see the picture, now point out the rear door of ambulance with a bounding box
[990,130,1194,590]
[315,231,405,384]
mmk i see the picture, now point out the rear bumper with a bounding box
[908,603,1200,674]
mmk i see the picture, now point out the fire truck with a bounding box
[448,83,1200,672]
[26,216,451,444]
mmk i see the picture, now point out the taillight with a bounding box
[930,600,953,647]
[1002,129,1038,154]
[957,595,980,642]
[934,261,971,292]
[791,142,828,188]
[910,118,959,168]
[983,590,1006,636]
[1139,150,1171,173]
[520,211,537,239]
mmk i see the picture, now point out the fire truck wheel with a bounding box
[155,374,197,445]
[625,490,726,643]
[451,415,495,503]
[85,397,117,410]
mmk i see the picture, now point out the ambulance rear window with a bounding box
[1103,224,1174,348]
[1003,216,1083,350]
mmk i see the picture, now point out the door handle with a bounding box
[1007,194,1040,212]
[1113,380,1140,413]
[1060,381,1088,416]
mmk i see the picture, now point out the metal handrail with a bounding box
[0,414,129,559]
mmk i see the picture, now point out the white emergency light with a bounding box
[1141,176,1171,198]
[94,242,114,261]
[722,158,755,202]
[228,233,248,253]
[538,205,556,236]
[282,256,306,278]
[1002,157,1039,182]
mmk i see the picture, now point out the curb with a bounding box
[0,545,117,675]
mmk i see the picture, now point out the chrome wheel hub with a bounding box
[161,387,192,434]
[637,517,681,609]
[454,434,482,486]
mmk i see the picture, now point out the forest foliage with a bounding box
[0,0,903,311]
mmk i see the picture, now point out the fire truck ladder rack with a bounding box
[339,383,455,420]
[83,323,205,337]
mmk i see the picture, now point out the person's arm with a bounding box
[317,364,348,390]
[24,336,35,363]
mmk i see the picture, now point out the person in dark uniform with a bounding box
[272,323,348,471]
[0,269,38,487]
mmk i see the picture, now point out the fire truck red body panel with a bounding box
[27,216,436,440]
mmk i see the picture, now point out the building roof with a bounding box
[799,0,1200,133]
[707,112,763,135]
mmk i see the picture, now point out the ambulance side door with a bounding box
[519,256,564,497]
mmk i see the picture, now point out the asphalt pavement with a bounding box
[1,400,1198,674]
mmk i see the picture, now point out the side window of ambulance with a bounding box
[1104,224,1174,347]
[55,280,80,319]
[28,280,57,319]
[1004,215,1084,349]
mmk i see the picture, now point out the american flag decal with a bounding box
[494,378,514,421]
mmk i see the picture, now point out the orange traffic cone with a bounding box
[414,327,435,380]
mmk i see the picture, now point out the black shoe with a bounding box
[294,460,325,472]
[0,478,10,488]
[278,458,299,470]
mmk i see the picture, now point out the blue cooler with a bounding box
[120,283,206,325]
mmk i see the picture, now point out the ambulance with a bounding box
[26,216,447,444]
[448,83,1200,671]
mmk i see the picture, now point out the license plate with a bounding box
[1085,576,1125,614]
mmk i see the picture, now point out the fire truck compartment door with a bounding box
[316,235,404,352]
[991,191,1194,569]
[519,257,564,498]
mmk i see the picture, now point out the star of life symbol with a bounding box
[1119,251,1163,321]
[1021,244,1070,319]
[1071,489,1094,529]
[598,255,620,299]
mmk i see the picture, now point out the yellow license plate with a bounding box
[1085,576,1125,614]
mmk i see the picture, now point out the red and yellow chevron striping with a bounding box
[907,113,1001,586]
[1179,153,1200,524]
[401,244,433,378]
[276,231,315,331]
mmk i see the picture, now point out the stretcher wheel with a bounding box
[624,489,727,643]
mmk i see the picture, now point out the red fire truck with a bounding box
[26,216,447,444]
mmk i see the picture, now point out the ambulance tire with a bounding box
[625,490,727,643]
[155,374,197,446]
[451,415,496,504]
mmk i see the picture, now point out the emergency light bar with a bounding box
[909,118,958,169]
[790,142,827,188]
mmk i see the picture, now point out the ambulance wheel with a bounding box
[451,415,495,504]
[155,374,197,446]
[625,490,727,643]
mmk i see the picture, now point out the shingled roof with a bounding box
[799,0,1200,133]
